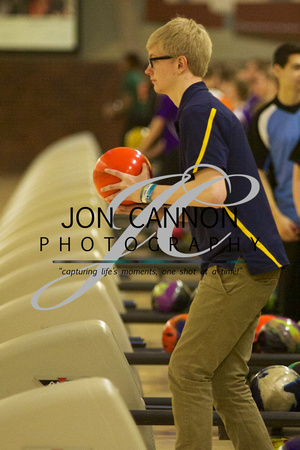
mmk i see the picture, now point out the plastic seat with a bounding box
[2,171,96,212]
[0,130,103,236]
[0,280,139,392]
[0,195,107,239]
[0,229,110,275]
[0,377,147,450]
[0,185,99,227]
[0,320,155,449]
[0,251,125,313]
[0,208,113,257]
[0,281,130,351]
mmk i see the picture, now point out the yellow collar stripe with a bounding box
[223,206,282,268]
[193,107,217,174]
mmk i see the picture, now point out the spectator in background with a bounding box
[102,52,156,141]
[138,94,179,183]
[204,61,251,130]
[237,58,278,123]
[221,74,250,131]
[120,52,156,132]
[248,42,300,321]
[203,61,233,110]
[249,61,278,108]
[238,58,265,87]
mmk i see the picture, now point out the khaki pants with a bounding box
[169,262,280,450]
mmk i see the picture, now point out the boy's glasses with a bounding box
[148,56,173,68]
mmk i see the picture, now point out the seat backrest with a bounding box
[0,208,114,258]
[0,319,141,404]
[0,253,125,313]
[0,281,131,352]
[0,320,154,449]
[0,377,146,450]
[0,189,100,230]
[0,195,108,239]
[0,228,110,276]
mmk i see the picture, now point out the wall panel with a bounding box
[0,57,123,174]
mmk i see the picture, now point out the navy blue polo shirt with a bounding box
[175,82,288,275]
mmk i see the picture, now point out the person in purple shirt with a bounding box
[138,94,179,183]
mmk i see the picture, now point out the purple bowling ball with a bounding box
[282,436,300,449]
[151,280,191,313]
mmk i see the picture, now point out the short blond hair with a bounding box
[147,17,212,78]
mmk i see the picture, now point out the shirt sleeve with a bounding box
[180,106,229,173]
[290,139,300,164]
[247,112,269,170]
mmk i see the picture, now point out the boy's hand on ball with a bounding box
[101,163,151,203]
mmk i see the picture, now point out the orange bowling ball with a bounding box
[253,314,276,353]
[93,147,152,205]
[162,314,188,353]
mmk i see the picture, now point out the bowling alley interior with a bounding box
[0,1,300,449]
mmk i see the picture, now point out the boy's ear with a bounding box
[177,56,188,71]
